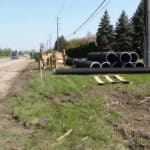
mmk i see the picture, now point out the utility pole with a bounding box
[144,0,150,67]
[57,16,59,51]
[49,34,52,50]
[47,40,49,51]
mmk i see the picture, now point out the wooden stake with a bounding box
[40,59,43,79]
[94,76,105,85]
[114,75,129,83]
[62,49,66,65]
[104,75,116,84]
[57,129,72,141]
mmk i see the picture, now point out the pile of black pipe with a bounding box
[66,58,75,66]
[55,68,150,75]
[73,59,101,68]
[87,52,117,64]
[66,51,144,69]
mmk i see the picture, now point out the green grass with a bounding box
[0,55,10,58]
[9,64,150,150]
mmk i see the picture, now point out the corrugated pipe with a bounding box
[118,52,131,63]
[123,62,135,68]
[112,62,123,68]
[66,58,75,66]
[134,62,145,68]
[72,58,79,67]
[101,62,111,68]
[73,58,87,67]
[87,52,117,64]
[74,60,101,68]
[66,58,87,67]
[55,68,150,75]
[130,52,139,62]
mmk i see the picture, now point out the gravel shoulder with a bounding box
[0,59,32,150]
[0,59,31,99]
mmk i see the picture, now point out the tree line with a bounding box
[0,48,32,57]
[0,48,12,57]
[96,0,144,57]
[53,0,144,58]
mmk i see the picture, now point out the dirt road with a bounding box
[0,59,32,150]
[0,59,31,99]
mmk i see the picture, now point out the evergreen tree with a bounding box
[54,36,68,51]
[131,0,144,57]
[96,10,114,51]
[114,10,133,52]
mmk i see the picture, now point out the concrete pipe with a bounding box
[101,62,111,68]
[130,52,139,62]
[119,52,131,63]
[123,62,134,68]
[134,62,145,68]
[87,52,117,64]
[112,62,123,68]
[74,60,101,68]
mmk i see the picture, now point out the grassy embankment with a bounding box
[9,63,150,150]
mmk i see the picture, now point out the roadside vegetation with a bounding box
[0,48,12,58]
[8,63,150,150]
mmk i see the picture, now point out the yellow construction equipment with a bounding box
[38,49,66,69]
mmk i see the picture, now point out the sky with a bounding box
[0,0,141,51]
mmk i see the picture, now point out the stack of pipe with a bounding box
[66,51,144,69]
[73,59,101,68]
[112,52,144,68]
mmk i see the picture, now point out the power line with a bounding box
[66,0,144,39]
[73,0,106,34]
[75,0,112,34]
[65,0,110,38]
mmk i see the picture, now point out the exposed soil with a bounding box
[83,83,150,150]
[107,89,150,149]
[39,81,150,149]
[40,91,72,104]
[0,59,33,150]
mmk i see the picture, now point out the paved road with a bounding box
[0,58,11,63]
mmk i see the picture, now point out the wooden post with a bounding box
[52,53,57,68]
[39,44,43,69]
[62,49,66,65]
[39,59,43,79]
[50,55,53,68]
